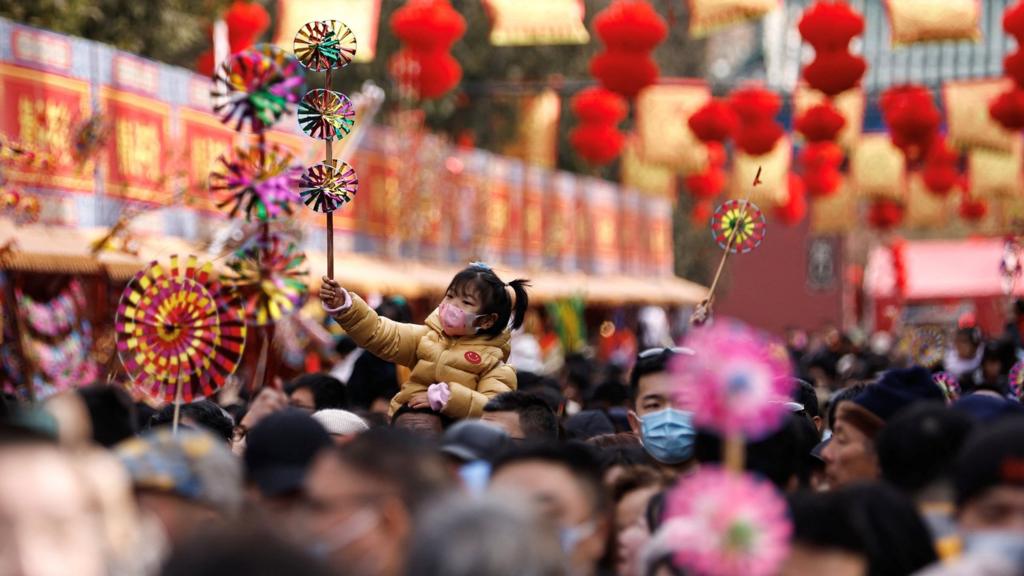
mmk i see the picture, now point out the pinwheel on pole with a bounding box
[293,20,359,279]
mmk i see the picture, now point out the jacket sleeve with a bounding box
[328,292,427,368]
[441,364,517,419]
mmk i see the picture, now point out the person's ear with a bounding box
[812,415,823,434]
[627,410,641,435]
[476,313,499,330]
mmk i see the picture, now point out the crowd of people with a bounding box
[3,265,1024,576]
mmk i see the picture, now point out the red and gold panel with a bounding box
[180,108,236,213]
[688,0,779,38]
[0,63,92,192]
[851,134,906,200]
[943,79,1016,153]
[969,142,1023,199]
[621,135,676,199]
[730,137,790,207]
[810,178,857,235]
[522,166,547,269]
[101,87,170,204]
[885,0,980,46]
[619,188,642,275]
[644,195,674,277]
[484,0,589,46]
[546,172,578,272]
[904,175,951,230]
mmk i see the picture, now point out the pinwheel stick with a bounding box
[171,382,184,435]
[325,67,335,279]
[724,433,745,472]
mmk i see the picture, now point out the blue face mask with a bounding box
[963,531,1024,570]
[640,408,696,464]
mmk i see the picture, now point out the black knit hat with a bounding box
[954,417,1024,506]
[877,403,974,494]
[837,367,944,439]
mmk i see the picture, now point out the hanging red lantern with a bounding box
[1005,52,1024,89]
[990,88,1024,131]
[921,138,959,196]
[684,166,726,200]
[589,0,667,100]
[389,0,466,100]
[706,141,727,167]
[795,103,846,142]
[880,85,940,162]
[868,198,905,230]
[734,121,784,156]
[775,174,807,226]
[729,86,783,156]
[800,142,843,198]
[691,199,714,225]
[891,239,907,296]
[959,195,988,223]
[802,51,867,97]
[225,0,270,49]
[798,1,864,51]
[1006,0,1024,41]
[688,99,738,143]
[569,87,628,165]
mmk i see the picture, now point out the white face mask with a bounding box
[963,530,1024,569]
[308,507,379,560]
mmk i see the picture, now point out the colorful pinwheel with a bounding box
[224,234,309,326]
[299,161,358,213]
[932,371,961,404]
[210,145,302,221]
[672,318,794,440]
[1010,361,1024,401]
[210,46,304,132]
[711,200,767,254]
[661,468,791,576]
[298,89,355,141]
[115,255,247,403]
[294,20,357,71]
[902,326,946,368]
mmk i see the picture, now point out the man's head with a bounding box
[490,442,610,576]
[876,403,973,498]
[312,409,369,445]
[391,404,448,439]
[149,400,235,444]
[627,347,696,467]
[481,391,558,442]
[244,409,333,501]
[955,417,1024,534]
[823,367,944,488]
[76,385,137,447]
[302,428,450,575]
[116,428,242,547]
[285,373,348,412]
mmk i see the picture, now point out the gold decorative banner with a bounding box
[635,80,710,175]
[793,85,864,151]
[688,0,780,38]
[852,134,906,200]
[885,0,980,46]
[969,142,1023,199]
[506,89,560,169]
[274,0,381,63]
[904,175,951,230]
[810,179,856,235]
[943,79,1015,152]
[730,137,790,207]
[484,0,589,46]
[621,135,676,199]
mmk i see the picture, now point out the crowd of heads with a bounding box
[3,314,1024,576]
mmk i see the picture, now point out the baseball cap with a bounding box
[439,420,510,463]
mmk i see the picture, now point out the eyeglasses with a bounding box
[638,346,694,359]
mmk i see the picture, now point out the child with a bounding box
[319,263,530,419]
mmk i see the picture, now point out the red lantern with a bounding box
[688,99,738,143]
[225,0,270,49]
[734,120,784,156]
[802,51,867,97]
[775,174,807,225]
[921,138,959,196]
[795,103,846,142]
[706,141,727,167]
[571,87,629,123]
[800,142,843,198]
[959,195,988,223]
[1005,0,1024,42]
[729,86,781,123]
[589,52,660,100]
[684,166,726,200]
[990,88,1024,131]
[881,85,940,162]
[691,199,713,225]
[798,1,864,51]
[891,240,907,296]
[389,0,466,100]
[868,198,905,230]
[570,88,627,165]
[1005,52,1024,89]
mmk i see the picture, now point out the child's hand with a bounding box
[408,391,430,410]
[319,276,348,310]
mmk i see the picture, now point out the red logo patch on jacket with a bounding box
[464,351,482,365]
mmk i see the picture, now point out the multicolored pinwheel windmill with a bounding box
[211,46,304,133]
[210,144,302,221]
[224,234,309,326]
[115,255,247,408]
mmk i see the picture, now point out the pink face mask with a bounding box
[439,302,483,336]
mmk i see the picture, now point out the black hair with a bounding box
[483,391,558,441]
[284,373,348,410]
[76,385,137,447]
[392,403,455,430]
[696,413,814,491]
[876,403,973,496]
[149,400,235,443]
[445,265,530,337]
[837,482,939,575]
[954,326,982,347]
[787,490,865,554]
[163,524,334,576]
[629,348,679,405]
[791,379,820,420]
[331,428,451,514]
[515,371,565,414]
[827,383,868,431]
[492,441,609,515]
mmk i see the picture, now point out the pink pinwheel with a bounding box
[672,318,794,440]
[661,468,791,576]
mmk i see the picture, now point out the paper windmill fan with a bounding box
[211,46,305,132]
[671,317,794,439]
[211,144,302,221]
[711,200,767,254]
[661,468,791,576]
[224,233,309,326]
[294,20,357,71]
[1010,361,1024,401]
[932,371,961,404]
[900,326,946,369]
[298,89,355,141]
[115,255,247,403]
[299,161,358,213]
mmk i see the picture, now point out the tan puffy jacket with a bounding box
[330,293,517,419]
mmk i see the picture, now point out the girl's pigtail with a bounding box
[508,279,530,330]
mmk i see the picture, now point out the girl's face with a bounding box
[443,286,483,315]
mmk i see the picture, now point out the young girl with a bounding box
[319,263,530,419]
